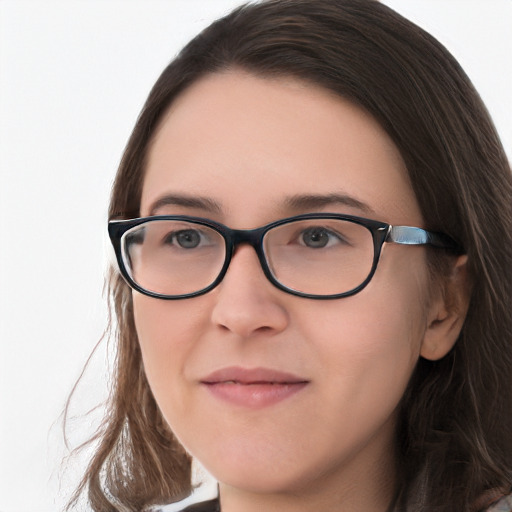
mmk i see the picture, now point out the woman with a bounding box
[68,1,512,511]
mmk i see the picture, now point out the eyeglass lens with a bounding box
[121,218,375,297]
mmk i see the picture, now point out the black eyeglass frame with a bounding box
[108,213,462,300]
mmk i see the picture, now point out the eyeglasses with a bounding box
[108,213,462,300]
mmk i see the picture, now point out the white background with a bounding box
[0,1,510,511]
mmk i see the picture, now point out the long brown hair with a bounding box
[67,1,512,510]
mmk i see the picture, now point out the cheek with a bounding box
[303,254,430,415]
[307,297,424,397]
[132,293,206,415]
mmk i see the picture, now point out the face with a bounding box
[134,71,435,502]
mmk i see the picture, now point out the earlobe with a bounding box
[420,255,471,361]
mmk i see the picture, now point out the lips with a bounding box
[201,366,309,408]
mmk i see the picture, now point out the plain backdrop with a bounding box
[0,1,511,511]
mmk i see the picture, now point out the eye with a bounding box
[300,226,344,248]
[165,229,203,249]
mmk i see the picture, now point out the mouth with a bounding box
[201,367,309,408]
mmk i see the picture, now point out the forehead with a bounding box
[142,70,423,227]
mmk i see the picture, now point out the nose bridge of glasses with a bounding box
[224,226,269,274]
[230,227,265,248]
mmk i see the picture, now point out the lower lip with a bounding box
[202,381,308,408]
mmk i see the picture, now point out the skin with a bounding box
[133,71,463,512]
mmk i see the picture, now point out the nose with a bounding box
[210,245,289,338]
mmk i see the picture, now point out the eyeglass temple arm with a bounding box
[386,226,463,252]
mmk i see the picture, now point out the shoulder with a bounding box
[178,498,220,512]
[484,494,512,512]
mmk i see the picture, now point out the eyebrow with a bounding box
[284,193,375,214]
[148,194,223,216]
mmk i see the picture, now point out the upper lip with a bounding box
[201,366,309,385]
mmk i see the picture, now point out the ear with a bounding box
[420,255,471,361]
